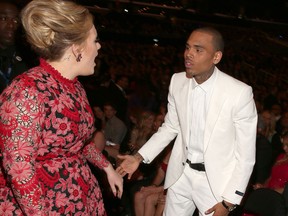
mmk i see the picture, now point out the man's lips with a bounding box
[5,31,15,39]
[185,60,193,68]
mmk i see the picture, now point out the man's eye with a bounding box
[12,18,19,24]
[0,16,7,21]
[0,16,19,24]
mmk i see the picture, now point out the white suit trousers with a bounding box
[163,163,217,216]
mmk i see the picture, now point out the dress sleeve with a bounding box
[82,141,109,169]
[0,81,46,215]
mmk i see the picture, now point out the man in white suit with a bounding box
[117,27,257,216]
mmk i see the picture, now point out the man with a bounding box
[0,1,27,93]
[103,102,127,160]
[250,115,273,188]
[107,74,129,123]
[117,27,257,216]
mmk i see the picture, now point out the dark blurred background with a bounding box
[13,0,288,110]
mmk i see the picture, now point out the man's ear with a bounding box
[213,51,222,65]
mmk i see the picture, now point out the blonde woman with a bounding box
[128,110,156,154]
[0,0,122,215]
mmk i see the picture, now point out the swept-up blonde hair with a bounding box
[21,0,93,61]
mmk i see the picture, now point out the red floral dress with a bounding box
[0,59,109,216]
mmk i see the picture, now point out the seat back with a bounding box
[244,188,286,216]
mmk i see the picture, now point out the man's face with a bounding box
[104,105,116,119]
[184,31,222,81]
[0,3,19,49]
[118,77,129,89]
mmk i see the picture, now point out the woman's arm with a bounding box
[0,84,46,215]
[83,142,123,198]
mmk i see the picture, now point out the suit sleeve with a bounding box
[222,86,257,204]
[139,74,179,163]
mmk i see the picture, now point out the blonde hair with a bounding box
[21,0,93,61]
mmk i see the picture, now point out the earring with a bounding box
[76,54,82,62]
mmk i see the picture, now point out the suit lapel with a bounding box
[180,77,192,146]
[204,70,228,152]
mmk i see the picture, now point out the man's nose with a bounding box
[6,18,18,29]
[186,51,193,59]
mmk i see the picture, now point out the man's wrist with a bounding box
[133,152,143,163]
[221,200,237,212]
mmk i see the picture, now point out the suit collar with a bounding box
[203,68,229,152]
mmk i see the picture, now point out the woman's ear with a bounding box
[72,44,83,62]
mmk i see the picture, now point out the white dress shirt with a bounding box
[188,72,216,163]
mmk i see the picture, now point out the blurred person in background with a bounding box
[0,0,28,93]
[103,102,127,161]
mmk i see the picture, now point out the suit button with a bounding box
[182,162,185,166]
[186,146,188,150]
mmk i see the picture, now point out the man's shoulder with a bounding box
[110,116,126,127]
[172,71,186,78]
[217,68,250,89]
[170,71,188,85]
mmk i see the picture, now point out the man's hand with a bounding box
[205,202,229,216]
[116,153,143,179]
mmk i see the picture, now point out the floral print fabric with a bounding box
[0,59,108,215]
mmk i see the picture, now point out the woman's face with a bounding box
[283,142,288,155]
[93,106,104,119]
[261,111,272,125]
[143,115,155,128]
[282,136,288,155]
[79,25,101,76]
[153,114,164,131]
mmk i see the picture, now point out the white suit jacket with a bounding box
[138,67,257,204]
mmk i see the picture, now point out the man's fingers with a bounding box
[128,173,133,180]
[117,154,126,159]
[116,166,126,177]
[115,166,121,173]
[205,206,216,215]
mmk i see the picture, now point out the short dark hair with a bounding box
[194,26,224,52]
[103,101,117,111]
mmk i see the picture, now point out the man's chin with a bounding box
[185,71,194,78]
[1,40,15,49]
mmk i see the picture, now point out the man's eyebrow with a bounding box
[193,44,204,49]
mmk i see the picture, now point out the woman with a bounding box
[134,145,172,216]
[253,130,288,193]
[0,0,123,215]
[128,110,156,154]
[92,105,106,152]
[242,130,288,216]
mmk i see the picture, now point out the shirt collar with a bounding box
[191,68,217,93]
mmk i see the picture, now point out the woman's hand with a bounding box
[104,163,123,198]
[253,183,265,190]
[157,192,166,205]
